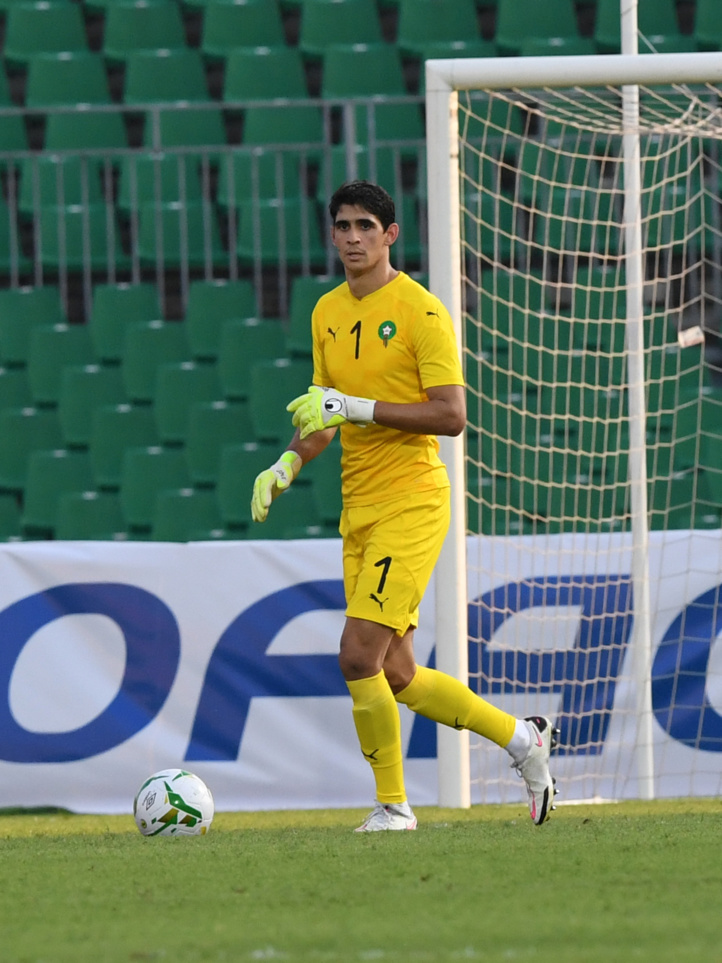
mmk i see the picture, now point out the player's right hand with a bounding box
[251,451,302,523]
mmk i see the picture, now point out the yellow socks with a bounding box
[346,671,406,804]
[396,665,516,748]
[347,666,516,803]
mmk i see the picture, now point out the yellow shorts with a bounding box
[340,487,450,636]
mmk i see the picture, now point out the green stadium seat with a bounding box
[414,40,497,79]
[322,43,406,99]
[43,111,128,151]
[116,153,204,216]
[695,0,722,51]
[120,445,191,531]
[247,483,320,539]
[55,489,127,540]
[151,487,224,541]
[201,0,285,61]
[303,438,342,524]
[33,203,128,273]
[321,43,424,146]
[223,47,323,147]
[396,0,481,58]
[0,493,21,541]
[185,278,259,361]
[594,0,681,53]
[135,201,228,271]
[0,63,27,159]
[648,467,697,531]
[572,264,627,320]
[286,274,342,357]
[316,144,405,205]
[216,149,303,210]
[533,185,619,258]
[103,0,187,63]
[249,357,313,442]
[0,406,63,491]
[0,367,31,410]
[217,318,286,400]
[0,285,67,367]
[124,49,211,105]
[216,440,280,529]
[4,1,88,68]
[645,344,707,415]
[462,189,516,264]
[518,37,595,56]
[338,100,424,151]
[21,447,94,535]
[89,282,162,363]
[512,135,601,206]
[388,194,423,269]
[89,403,159,489]
[0,197,29,278]
[153,361,224,444]
[701,432,722,507]
[184,400,254,486]
[58,364,127,447]
[223,45,309,101]
[643,181,708,256]
[494,0,579,56]
[242,103,325,147]
[299,0,382,59]
[142,109,227,150]
[120,319,191,403]
[236,198,326,269]
[26,323,95,407]
[18,155,106,218]
[24,52,112,108]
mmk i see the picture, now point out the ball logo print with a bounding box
[324,397,344,414]
[133,769,214,836]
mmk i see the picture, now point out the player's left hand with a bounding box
[287,385,376,439]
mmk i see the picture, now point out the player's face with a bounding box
[331,204,398,275]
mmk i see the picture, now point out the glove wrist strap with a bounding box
[345,396,376,425]
[277,450,302,480]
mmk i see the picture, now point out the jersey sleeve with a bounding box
[412,298,465,390]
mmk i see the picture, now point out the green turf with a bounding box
[0,799,720,962]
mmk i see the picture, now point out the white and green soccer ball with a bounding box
[133,769,214,836]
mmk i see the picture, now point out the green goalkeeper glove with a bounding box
[286,385,376,440]
[250,450,302,523]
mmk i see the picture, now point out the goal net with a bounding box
[426,54,722,807]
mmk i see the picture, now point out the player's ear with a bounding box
[385,222,399,246]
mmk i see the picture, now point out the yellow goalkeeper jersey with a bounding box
[311,271,464,507]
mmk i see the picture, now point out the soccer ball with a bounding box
[133,769,214,837]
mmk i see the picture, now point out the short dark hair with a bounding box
[329,181,396,231]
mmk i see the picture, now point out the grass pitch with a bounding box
[1,798,720,963]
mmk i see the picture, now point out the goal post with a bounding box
[427,52,722,808]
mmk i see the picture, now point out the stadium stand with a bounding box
[0,0,716,541]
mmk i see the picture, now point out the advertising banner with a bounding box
[0,532,719,814]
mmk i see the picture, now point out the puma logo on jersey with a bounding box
[327,327,339,341]
[426,310,439,317]
[369,593,389,611]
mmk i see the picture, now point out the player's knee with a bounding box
[338,645,381,681]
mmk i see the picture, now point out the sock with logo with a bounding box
[346,670,406,805]
[395,664,516,748]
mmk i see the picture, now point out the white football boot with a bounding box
[354,800,418,832]
[513,715,559,826]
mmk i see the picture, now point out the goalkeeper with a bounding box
[251,180,558,831]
